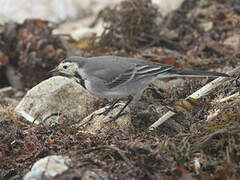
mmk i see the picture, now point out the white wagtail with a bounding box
[50,56,229,121]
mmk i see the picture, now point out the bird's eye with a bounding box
[63,65,67,69]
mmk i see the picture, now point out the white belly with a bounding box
[84,79,145,98]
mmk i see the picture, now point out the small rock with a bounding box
[153,79,185,91]
[201,21,213,32]
[224,34,240,51]
[15,76,98,125]
[54,168,109,180]
[153,0,185,17]
[128,142,152,155]
[5,65,24,91]
[23,155,70,180]
[0,86,13,96]
[80,169,109,180]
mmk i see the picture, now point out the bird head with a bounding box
[50,57,85,77]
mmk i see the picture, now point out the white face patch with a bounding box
[58,62,79,76]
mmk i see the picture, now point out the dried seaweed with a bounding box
[1,0,240,179]
[89,0,160,54]
[0,19,66,89]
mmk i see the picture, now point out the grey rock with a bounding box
[24,155,70,180]
[153,79,185,91]
[81,169,109,180]
[224,34,240,51]
[128,142,152,155]
[15,76,98,125]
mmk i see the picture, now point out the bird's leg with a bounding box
[107,96,133,123]
[98,99,121,116]
[79,99,122,127]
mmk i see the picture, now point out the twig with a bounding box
[218,91,239,103]
[149,66,240,131]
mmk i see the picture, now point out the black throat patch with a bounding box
[74,72,86,89]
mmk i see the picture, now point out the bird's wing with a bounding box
[133,64,173,80]
[92,66,136,89]
[92,63,173,89]
[105,67,137,88]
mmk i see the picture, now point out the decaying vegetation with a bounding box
[0,0,240,179]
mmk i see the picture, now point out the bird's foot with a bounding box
[105,112,128,124]
[101,104,120,116]
[97,99,121,116]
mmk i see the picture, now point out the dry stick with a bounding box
[149,66,240,131]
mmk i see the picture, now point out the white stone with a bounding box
[153,79,185,91]
[15,76,98,125]
[224,34,240,51]
[24,155,70,180]
[153,0,185,17]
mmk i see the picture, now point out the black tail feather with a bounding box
[166,69,229,78]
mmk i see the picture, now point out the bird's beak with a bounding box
[48,67,58,74]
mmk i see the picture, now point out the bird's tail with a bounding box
[159,69,229,78]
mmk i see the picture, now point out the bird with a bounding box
[50,56,229,121]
